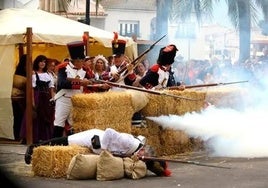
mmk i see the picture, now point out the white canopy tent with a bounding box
[0,8,137,140]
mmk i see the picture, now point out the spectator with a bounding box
[20,55,55,143]
[12,55,27,141]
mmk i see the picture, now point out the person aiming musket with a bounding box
[139,44,180,90]
[108,33,166,83]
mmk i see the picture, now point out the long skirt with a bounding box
[20,90,54,143]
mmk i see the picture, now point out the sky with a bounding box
[212,1,232,28]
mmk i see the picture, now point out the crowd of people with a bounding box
[171,47,268,89]
[11,31,268,177]
[13,36,268,144]
[13,32,183,145]
[16,33,179,176]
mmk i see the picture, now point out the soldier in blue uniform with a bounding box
[101,32,136,86]
[139,44,179,89]
[52,41,93,137]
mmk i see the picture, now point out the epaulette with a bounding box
[150,64,160,72]
[56,62,68,70]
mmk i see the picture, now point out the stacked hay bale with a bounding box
[134,89,206,156]
[203,86,249,109]
[71,91,135,133]
[32,145,91,178]
[31,87,248,178]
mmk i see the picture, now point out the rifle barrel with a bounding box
[140,156,231,169]
[94,80,202,101]
[169,80,249,90]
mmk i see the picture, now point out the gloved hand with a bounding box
[111,72,120,82]
[126,63,134,74]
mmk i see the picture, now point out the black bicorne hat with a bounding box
[112,32,126,56]
[67,41,85,60]
[157,44,178,66]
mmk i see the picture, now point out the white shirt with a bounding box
[32,72,54,88]
[67,128,141,156]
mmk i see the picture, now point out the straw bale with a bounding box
[204,87,248,109]
[141,90,206,116]
[72,91,132,109]
[158,129,192,155]
[72,106,133,127]
[73,121,132,134]
[131,120,162,155]
[72,91,134,133]
[32,145,91,178]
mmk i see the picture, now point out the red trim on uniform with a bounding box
[71,80,81,89]
[127,72,136,81]
[144,83,153,89]
[56,62,68,70]
[150,64,160,72]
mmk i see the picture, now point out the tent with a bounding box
[0,8,137,140]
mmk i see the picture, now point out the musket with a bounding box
[140,156,231,169]
[168,80,249,90]
[94,80,203,101]
[110,34,166,81]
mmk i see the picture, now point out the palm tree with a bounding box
[155,0,172,42]
[169,0,267,63]
[57,0,102,25]
[257,0,268,35]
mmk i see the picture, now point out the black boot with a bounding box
[24,144,36,164]
[24,137,68,164]
[53,126,64,138]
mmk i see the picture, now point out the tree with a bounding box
[57,0,102,25]
[155,0,172,42]
[257,0,268,35]
[170,0,268,63]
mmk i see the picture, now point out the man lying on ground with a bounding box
[24,127,171,177]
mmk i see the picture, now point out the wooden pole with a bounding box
[26,27,33,144]
[84,31,89,56]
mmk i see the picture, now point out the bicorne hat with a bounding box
[157,44,178,66]
[112,32,126,56]
[67,41,85,60]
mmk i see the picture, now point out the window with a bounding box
[119,20,140,37]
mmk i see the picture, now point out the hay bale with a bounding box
[141,90,206,116]
[138,90,206,156]
[131,120,161,155]
[158,129,192,155]
[74,122,132,134]
[32,145,91,178]
[204,87,248,109]
[72,91,134,133]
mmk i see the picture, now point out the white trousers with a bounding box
[54,96,73,128]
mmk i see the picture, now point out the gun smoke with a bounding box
[147,80,268,158]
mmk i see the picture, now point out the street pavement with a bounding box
[0,143,268,188]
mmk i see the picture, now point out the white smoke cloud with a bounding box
[147,104,268,158]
